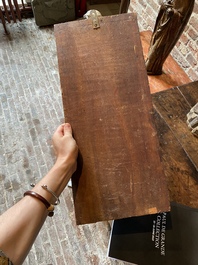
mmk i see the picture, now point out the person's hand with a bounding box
[52,123,78,173]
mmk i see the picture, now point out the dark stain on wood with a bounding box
[152,81,198,172]
[153,107,198,209]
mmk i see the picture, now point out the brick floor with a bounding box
[0,19,130,265]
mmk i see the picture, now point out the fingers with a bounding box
[54,123,72,137]
[54,124,65,137]
[63,123,72,136]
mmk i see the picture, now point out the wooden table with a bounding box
[140,30,198,208]
[140,31,191,94]
[152,81,198,209]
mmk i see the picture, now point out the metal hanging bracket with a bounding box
[90,10,101,29]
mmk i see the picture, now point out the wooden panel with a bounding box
[152,81,198,171]
[153,109,198,208]
[55,13,170,224]
[140,31,191,94]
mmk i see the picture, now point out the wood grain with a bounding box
[55,13,170,224]
[153,108,198,209]
[152,81,198,172]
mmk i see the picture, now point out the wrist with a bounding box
[55,156,77,173]
[32,158,76,205]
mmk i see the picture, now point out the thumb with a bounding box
[64,123,73,135]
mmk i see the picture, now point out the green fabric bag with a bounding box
[32,0,76,26]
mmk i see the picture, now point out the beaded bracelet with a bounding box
[24,191,54,217]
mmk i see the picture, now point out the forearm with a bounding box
[0,161,74,265]
[32,159,74,204]
[0,196,48,265]
[0,123,78,265]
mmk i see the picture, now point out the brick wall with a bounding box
[128,0,198,81]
